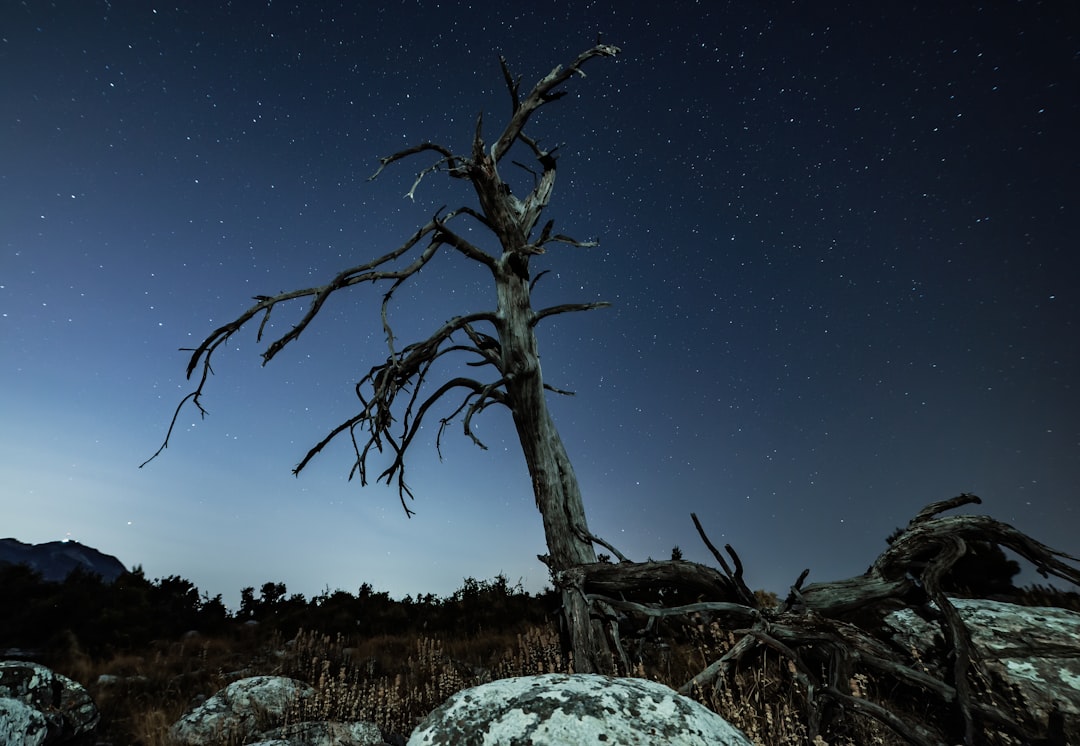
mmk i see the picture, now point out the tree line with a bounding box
[0,535,1035,661]
[0,564,556,658]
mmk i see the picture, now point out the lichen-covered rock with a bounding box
[170,675,387,746]
[0,660,99,743]
[407,673,752,745]
[0,696,48,746]
[885,598,1080,740]
[169,676,314,746]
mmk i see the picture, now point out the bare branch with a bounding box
[528,269,551,292]
[368,141,462,182]
[174,214,456,390]
[539,232,599,250]
[498,54,521,112]
[449,205,494,232]
[911,492,982,525]
[579,558,740,601]
[403,156,459,201]
[435,376,509,453]
[681,630,758,698]
[531,301,611,327]
[690,513,759,608]
[589,595,762,626]
[262,216,455,364]
[691,512,735,577]
[580,530,631,562]
[287,312,507,511]
[542,382,576,396]
[432,210,497,268]
[138,390,205,468]
[492,43,621,163]
[142,328,236,467]
[819,686,943,746]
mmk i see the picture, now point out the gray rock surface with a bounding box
[885,597,1080,739]
[169,676,315,746]
[0,696,48,746]
[0,660,99,743]
[407,673,751,745]
[170,675,388,746]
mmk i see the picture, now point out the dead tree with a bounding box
[145,43,621,672]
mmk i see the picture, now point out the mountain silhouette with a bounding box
[0,538,127,582]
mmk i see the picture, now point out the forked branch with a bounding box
[491,43,620,163]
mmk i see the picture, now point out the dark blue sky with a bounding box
[2,1,1077,609]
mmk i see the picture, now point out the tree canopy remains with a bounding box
[147,42,622,672]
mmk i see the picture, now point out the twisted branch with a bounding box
[569,498,1079,744]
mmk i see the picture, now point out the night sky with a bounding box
[2,2,1078,610]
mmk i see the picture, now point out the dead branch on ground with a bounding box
[562,494,1079,745]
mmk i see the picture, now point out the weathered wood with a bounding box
[691,512,757,606]
[580,558,739,600]
[795,574,916,615]
[572,498,1080,745]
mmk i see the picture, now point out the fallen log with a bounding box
[559,494,1080,745]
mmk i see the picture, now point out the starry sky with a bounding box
[2,1,1078,610]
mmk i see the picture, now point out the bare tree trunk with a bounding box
[494,251,610,673]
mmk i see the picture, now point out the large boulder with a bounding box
[885,598,1080,740]
[169,675,386,746]
[170,676,314,745]
[407,673,752,745]
[0,660,99,744]
[0,697,48,746]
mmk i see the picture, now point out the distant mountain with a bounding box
[0,538,128,583]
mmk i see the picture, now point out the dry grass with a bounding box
[50,616,1043,745]
[278,624,571,737]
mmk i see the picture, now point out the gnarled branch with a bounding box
[568,498,1079,744]
[291,312,507,513]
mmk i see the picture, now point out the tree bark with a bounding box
[459,49,621,671]
[492,227,610,672]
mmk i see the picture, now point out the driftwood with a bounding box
[555,494,1080,745]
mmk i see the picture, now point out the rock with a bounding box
[169,676,314,746]
[0,660,99,743]
[0,697,48,746]
[170,675,387,746]
[885,597,1080,740]
[407,673,752,745]
[96,673,149,687]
